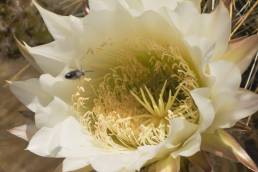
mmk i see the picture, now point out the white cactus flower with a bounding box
[10,0,258,172]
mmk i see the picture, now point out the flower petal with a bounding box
[207,91,237,131]
[211,89,258,130]
[119,0,144,16]
[25,41,74,75]
[202,132,236,161]
[89,0,120,11]
[89,146,158,172]
[15,38,43,73]
[169,1,231,58]
[141,0,177,11]
[167,117,198,146]
[8,124,37,141]
[165,118,201,158]
[29,6,134,76]
[83,9,188,84]
[206,61,258,131]
[31,2,191,79]
[208,60,241,91]
[148,156,180,172]
[39,73,76,104]
[217,130,258,172]
[88,119,196,172]
[206,60,241,131]
[171,133,201,157]
[10,79,52,112]
[233,89,258,122]
[63,158,91,172]
[215,34,258,73]
[190,88,215,132]
[9,125,28,141]
[29,2,87,75]
[26,127,58,157]
[89,0,201,14]
[202,130,258,172]
[33,1,84,40]
[27,116,95,158]
[35,97,72,128]
[89,118,198,172]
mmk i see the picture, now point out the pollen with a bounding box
[72,39,200,150]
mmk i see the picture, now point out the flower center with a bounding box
[72,40,200,150]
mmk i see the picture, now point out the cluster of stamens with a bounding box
[72,39,200,150]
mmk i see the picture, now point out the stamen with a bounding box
[72,39,200,149]
[130,81,176,118]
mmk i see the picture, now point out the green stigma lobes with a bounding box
[72,40,200,150]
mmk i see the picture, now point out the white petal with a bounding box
[215,35,258,73]
[171,133,201,157]
[89,0,120,11]
[9,125,28,140]
[119,0,144,15]
[29,2,86,75]
[39,73,76,104]
[204,1,231,57]
[233,90,258,122]
[97,118,195,172]
[29,3,190,79]
[89,0,201,15]
[89,118,197,172]
[35,97,72,128]
[141,0,202,14]
[207,91,237,132]
[26,127,57,157]
[141,0,177,11]
[190,88,215,132]
[8,124,37,141]
[63,158,90,172]
[148,156,180,172]
[15,38,43,73]
[166,118,201,158]
[184,35,215,60]
[183,0,202,11]
[90,109,200,172]
[27,116,95,158]
[88,119,195,172]
[166,117,198,146]
[33,1,84,40]
[210,89,258,130]
[208,60,241,92]
[55,119,97,157]
[206,61,242,131]
[25,41,77,75]
[83,10,187,84]
[169,1,230,58]
[89,146,158,172]
[10,79,52,112]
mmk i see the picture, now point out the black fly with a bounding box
[65,69,93,80]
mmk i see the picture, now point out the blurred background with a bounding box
[0,0,257,171]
